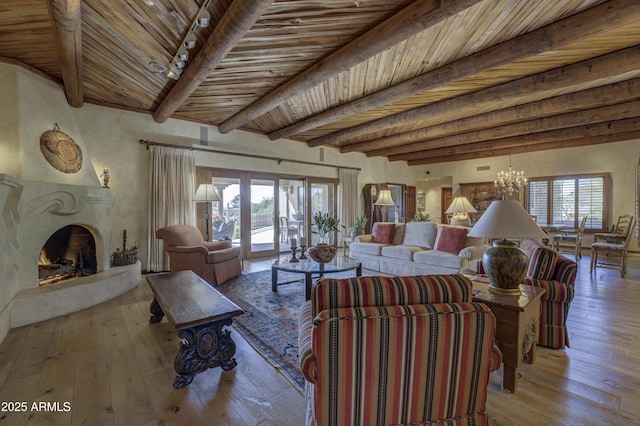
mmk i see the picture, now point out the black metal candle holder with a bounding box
[299,245,307,259]
[290,246,299,262]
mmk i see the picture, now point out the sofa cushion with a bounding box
[380,245,426,261]
[402,221,438,248]
[374,223,395,244]
[391,223,406,245]
[349,242,388,256]
[435,226,468,254]
[526,246,558,280]
[414,249,467,270]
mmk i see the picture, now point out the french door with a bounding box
[197,167,338,259]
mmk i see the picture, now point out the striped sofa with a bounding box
[298,275,502,426]
[519,239,577,349]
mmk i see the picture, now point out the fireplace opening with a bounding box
[38,225,97,286]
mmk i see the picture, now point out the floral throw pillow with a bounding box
[373,223,395,244]
[435,226,468,254]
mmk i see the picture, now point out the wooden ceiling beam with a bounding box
[309,44,640,147]
[407,130,640,165]
[369,99,640,158]
[217,0,483,134]
[393,116,640,163]
[272,0,640,145]
[341,78,640,154]
[47,0,83,107]
[153,0,275,124]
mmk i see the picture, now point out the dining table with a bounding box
[538,223,565,246]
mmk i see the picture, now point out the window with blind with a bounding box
[525,174,610,232]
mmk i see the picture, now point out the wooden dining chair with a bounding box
[553,215,588,262]
[590,217,635,277]
[594,214,633,243]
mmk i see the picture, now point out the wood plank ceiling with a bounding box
[1,0,639,165]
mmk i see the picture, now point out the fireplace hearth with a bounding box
[0,174,141,330]
[38,224,97,285]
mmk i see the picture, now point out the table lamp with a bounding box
[374,189,395,222]
[445,196,477,226]
[468,200,547,295]
[193,183,220,241]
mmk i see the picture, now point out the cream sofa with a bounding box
[349,221,487,276]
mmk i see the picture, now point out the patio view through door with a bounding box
[202,167,339,259]
[309,180,337,246]
[249,178,277,258]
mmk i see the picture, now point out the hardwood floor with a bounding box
[0,254,638,425]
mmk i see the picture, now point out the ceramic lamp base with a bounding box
[482,239,529,295]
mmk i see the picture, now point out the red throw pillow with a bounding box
[373,223,395,244]
[436,226,468,254]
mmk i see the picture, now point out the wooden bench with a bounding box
[146,270,244,388]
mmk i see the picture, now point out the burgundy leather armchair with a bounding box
[156,224,242,285]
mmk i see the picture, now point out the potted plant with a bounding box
[348,215,368,237]
[413,211,431,222]
[309,211,340,263]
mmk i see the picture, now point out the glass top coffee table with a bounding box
[271,255,362,300]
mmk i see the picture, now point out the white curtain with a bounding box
[146,146,196,272]
[338,168,360,245]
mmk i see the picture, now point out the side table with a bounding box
[471,278,546,393]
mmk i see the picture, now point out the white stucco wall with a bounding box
[0,62,423,272]
[415,147,640,250]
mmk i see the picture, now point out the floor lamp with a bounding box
[374,189,395,222]
[194,183,220,241]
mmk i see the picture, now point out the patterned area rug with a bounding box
[217,270,309,391]
[217,269,359,392]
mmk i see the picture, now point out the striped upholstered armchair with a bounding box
[519,239,577,349]
[298,275,502,426]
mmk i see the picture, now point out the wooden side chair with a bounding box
[553,215,588,262]
[279,216,298,243]
[590,217,635,277]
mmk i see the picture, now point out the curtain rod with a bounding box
[139,139,361,171]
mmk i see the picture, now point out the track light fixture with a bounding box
[164,3,211,80]
[197,9,211,28]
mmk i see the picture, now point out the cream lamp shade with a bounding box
[374,189,395,222]
[445,196,477,226]
[374,189,395,206]
[468,200,547,295]
[193,184,220,202]
[467,200,546,241]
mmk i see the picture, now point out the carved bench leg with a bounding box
[173,318,238,388]
[149,297,164,323]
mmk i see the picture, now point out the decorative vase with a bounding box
[482,239,529,295]
[308,243,338,263]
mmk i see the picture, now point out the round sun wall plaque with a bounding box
[39,126,83,173]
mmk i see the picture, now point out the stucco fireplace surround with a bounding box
[0,174,140,335]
